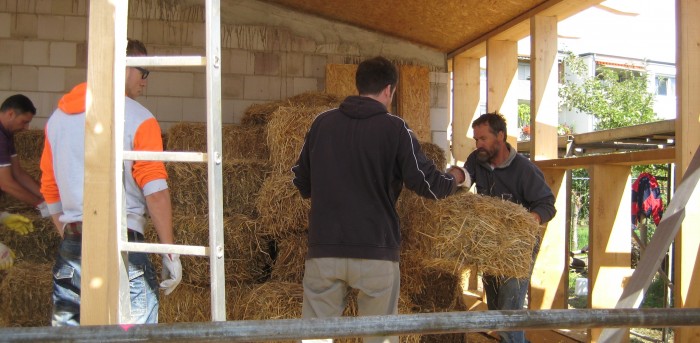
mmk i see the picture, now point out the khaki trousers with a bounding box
[301,258,400,343]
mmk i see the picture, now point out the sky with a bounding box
[519,0,676,63]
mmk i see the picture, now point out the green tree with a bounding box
[558,52,669,257]
[559,52,657,130]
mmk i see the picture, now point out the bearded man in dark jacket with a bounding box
[292,56,469,343]
[464,112,556,343]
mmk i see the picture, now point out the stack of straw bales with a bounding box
[0,91,530,343]
[0,130,58,327]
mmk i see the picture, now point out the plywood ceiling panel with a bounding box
[260,0,546,52]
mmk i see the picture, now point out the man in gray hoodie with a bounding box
[463,112,556,343]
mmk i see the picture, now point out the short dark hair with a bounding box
[127,38,148,57]
[472,112,507,141]
[0,94,36,116]
[355,56,398,96]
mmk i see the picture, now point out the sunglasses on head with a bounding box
[134,67,150,80]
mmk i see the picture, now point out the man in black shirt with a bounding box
[0,94,48,217]
[293,56,469,343]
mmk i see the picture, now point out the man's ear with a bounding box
[497,130,505,142]
[383,84,393,98]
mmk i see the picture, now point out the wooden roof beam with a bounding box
[448,0,605,59]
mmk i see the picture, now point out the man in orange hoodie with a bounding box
[40,39,181,326]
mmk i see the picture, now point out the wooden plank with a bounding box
[517,136,570,153]
[530,168,568,314]
[573,120,675,145]
[674,1,700,341]
[530,15,559,161]
[448,0,605,58]
[397,65,431,142]
[588,164,632,342]
[451,56,480,164]
[534,148,675,170]
[486,39,518,148]
[81,0,126,325]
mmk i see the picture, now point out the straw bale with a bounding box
[165,122,269,161]
[158,282,254,323]
[14,129,45,162]
[397,65,430,142]
[233,281,303,322]
[325,64,358,99]
[266,105,335,173]
[396,192,439,255]
[399,250,427,296]
[0,261,53,327]
[146,214,272,287]
[255,174,310,239]
[410,259,466,313]
[0,211,60,263]
[241,92,343,127]
[398,189,540,279]
[286,91,343,108]
[159,283,213,322]
[166,159,270,217]
[420,141,447,171]
[241,101,285,126]
[270,233,307,284]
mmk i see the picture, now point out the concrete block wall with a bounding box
[0,0,88,130]
[0,0,450,150]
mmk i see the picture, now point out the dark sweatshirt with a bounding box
[292,96,458,262]
[463,143,557,224]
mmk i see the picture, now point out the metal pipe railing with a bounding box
[2,308,698,342]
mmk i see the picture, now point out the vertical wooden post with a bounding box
[486,39,519,148]
[451,55,481,164]
[528,18,567,342]
[675,0,700,341]
[530,15,559,161]
[530,168,568,310]
[81,0,126,324]
[588,164,632,343]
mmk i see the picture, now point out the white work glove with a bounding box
[0,212,34,235]
[448,166,471,188]
[160,253,182,295]
[0,242,15,270]
[36,201,50,218]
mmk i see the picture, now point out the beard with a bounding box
[476,147,496,163]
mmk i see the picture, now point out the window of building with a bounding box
[656,76,675,96]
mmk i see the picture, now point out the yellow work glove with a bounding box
[0,212,34,235]
[0,242,15,270]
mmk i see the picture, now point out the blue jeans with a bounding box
[52,226,159,326]
[483,275,530,343]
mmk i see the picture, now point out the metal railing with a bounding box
[2,308,699,342]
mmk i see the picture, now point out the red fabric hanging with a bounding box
[631,172,664,226]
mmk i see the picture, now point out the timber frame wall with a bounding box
[448,0,700,342]
[74,0,698,341]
